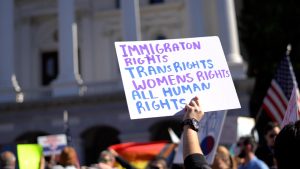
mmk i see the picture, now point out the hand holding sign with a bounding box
[183,96,204,121]
[115,36,240,119]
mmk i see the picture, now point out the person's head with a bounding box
[59,146,79,167]
[0,151,16,169]
[98,150,115,167]
[212,146,235,169]
[146,156,168,169]
[236,136,257,158]
[274,120,300,169]
[263,122,280,147]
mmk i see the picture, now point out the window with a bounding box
[150,0,164,4]
[156,34,167,40]
[41,51,58,86]
[116,0,120,8]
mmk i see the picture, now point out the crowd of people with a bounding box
[182,96,299,169]
[0,97,299,169]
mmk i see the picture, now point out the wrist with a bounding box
[183,125,198,133]
[182,118,200,132]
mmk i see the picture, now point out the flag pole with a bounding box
[254,106,263,124]
[168,128,180,144]
[63,110,71,145]
[252,106,263,139]
[286,44,292,56]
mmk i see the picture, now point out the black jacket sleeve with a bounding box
[184,153,211,169]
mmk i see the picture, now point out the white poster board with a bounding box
[173,111,227,164]
[37,134,67,156]
[219,116,255,145]
[115,36,240,119]
[281,86,300,128]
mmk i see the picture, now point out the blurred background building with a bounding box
[0,0,253,165]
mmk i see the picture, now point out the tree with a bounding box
[238,0,300,142]
[239,0,300,118]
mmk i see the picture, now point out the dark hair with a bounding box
[239,136,257,152]
[263,122,280,136]
[147,156,168,169]
[274,120,300,169]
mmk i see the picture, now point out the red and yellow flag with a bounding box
[109,141,177,168]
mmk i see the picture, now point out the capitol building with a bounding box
[0,0,252,164]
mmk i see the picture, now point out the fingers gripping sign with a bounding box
[184,96,205,121]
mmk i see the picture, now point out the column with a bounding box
[185,0,205,37]
[216,0,245,78]
[0,0,16,102]
[80,13,94,83]
[121,0,141,41]
[19,19,31,95]
[54,0,82,96]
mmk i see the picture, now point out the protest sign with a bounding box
[220,116,255,145]
[281,86,300,128]
[17,144,42,169]
[173,111,227,164]
[37,134,67,156]
[115,36,240,119]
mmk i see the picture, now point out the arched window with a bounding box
[80,126,120,166]
[15,131,49,144]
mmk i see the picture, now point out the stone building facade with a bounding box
[0,0,252,165]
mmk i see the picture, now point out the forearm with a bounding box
[182,96,211,169]
[183,126,203,159]
[182,126,211,169]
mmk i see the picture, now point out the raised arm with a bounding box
[182,96,211,169]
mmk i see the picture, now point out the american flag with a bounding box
[262,51,298,123]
